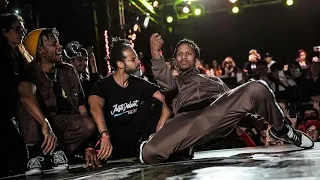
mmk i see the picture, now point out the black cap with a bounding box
[265,52,272,58]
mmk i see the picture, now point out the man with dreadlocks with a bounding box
[17,28,97,175]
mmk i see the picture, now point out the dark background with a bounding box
[3,0,320,74]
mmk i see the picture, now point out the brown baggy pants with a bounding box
[18,112,96,157]
[142,80,285,164]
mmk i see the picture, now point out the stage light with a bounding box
[229,0,238,3]
[166,16,173,23]
[232,6,239,14]
[153,1,158,8]
[182,6,190,14]
[286,0,294,6]
[14,9,20,14]
[194,8,202,16]
[143,14,150,28]
[133,24,139,31]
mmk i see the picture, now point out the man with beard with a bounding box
[17,28,97,175]
[88,39,164,160]
[139,33,314,164]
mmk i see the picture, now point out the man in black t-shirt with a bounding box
[89,39,164,161]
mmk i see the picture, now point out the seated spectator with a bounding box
[63,41,101,106]
[264,52,276,72]
[305,119,320,142]
[88,38,164,160]
[300,62,320,101]
[222,56,237,77]
[18,28,96,175]
[243,49,261,75]
[269,63,296,101]
[0,13,31,177]
[296,49,310,70]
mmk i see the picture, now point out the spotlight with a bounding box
[143,14,150,28]
[232,6,239,14]
[286,0,294,6]
[182,6,190,14]
[229,0,238,3]
[194,8,202,16]
[166,16,173,23]
[14,9,20,14]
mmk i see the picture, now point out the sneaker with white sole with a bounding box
[25,156,44,176]
[269,123,314,148]
[52,150,69,170]
[139,133,155,163]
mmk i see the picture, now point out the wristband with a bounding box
[85,147,95,151]
[100,130,109,137]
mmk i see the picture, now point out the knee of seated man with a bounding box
[142,142,161,164]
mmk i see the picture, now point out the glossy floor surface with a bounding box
[2,143,320,180]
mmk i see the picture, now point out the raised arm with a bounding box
[150,33,177,92]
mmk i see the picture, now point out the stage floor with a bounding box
[2,143,320,180]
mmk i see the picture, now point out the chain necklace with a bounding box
[43,68,58,83]
[38,62,58,83]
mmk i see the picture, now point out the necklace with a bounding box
[42,67,58,83]
[37,62,58,84]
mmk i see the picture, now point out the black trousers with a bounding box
[108,98,162,159]
[142,80,285,164]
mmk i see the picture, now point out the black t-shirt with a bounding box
[20,70,85,113]
[90,75,159,126]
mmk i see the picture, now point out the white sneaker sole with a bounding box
[53,164,69,170]
[269,129,314,148]
[25,168,42,176]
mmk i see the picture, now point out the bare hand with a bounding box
[150,33,164,59]
[41,125,57,155]
[85,148,101,168]
[97,136,113,160]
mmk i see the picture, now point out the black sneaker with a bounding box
[52,150,69,170]
[25,156,45,176]
[269,123,314,148]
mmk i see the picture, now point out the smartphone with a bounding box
[278,70,285,80]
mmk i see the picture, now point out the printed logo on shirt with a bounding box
[111,100,140,117]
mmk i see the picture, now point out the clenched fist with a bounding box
[150,33,164,59]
